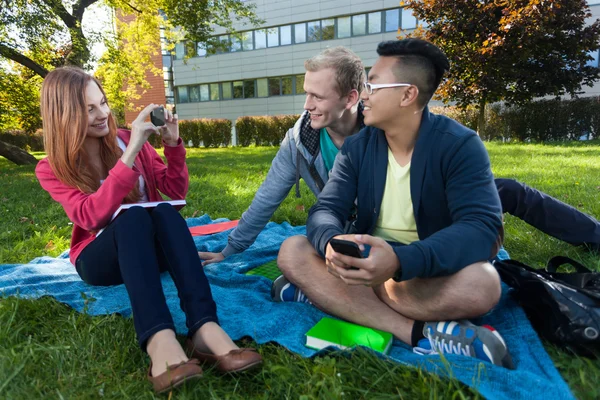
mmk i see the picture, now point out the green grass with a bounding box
[0,142,599,399]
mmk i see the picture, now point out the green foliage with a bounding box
[149,118,232,148]
[431,96,600,141]
[0,64,43,134]
[236,115,300,147]
[0,131,44,151]
[0,144,599,398]
[405,0,600,128]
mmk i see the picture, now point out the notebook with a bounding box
[110,199,186,221]
[305,317,393,354]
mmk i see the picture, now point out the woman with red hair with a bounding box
[35,67,262,393]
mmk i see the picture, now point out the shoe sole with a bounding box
[222,359,263,374]
[156,373,203,395]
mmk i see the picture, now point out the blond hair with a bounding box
[304,47,365,97]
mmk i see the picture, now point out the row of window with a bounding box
[177,75,306,103]
[176,67,373,104]
[174,7,421,59]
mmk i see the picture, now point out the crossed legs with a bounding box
[277,236,501,345]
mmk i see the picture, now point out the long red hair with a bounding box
[40,67,140,203]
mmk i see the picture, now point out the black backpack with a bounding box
[493,256,600,357]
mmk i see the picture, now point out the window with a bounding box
[217,35,230,53]
[177,86,189,103]
[402,8,417,29]
[296,75,305,94]
[222,82,233,99]
[294,23,306,43]
[230,35,242,52]
[242,32,254,51]
[210,83,220,100]
[282,76,293,95]
[368,12,382,34]
[280,25,292,45]
[337,16,351,38]
[162,55,172,68]
[322,19,334,40]
[200,84,210,101]
[243,80,255,98]
[267,27,279,47]
[586,50,599,67]
[352,14,366,36]
[233,81,244,98]
[255,29,267,49]
[385,9,399,32]
[175,42,184,59]
[185,41,196,57]
[268,78,281,96]
[257,78,269,97]
[307,21,321,42]
[189,85,200,102]
[163,71,172,81]
[197,43,207,57]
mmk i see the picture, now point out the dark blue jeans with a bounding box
[496,178,600,249]
[76,204,218,350]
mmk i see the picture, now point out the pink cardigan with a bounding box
[35,129,189,265]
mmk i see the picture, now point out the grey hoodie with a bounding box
[221,105,365,257]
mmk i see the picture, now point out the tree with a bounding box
[0,0,261,162]
[403,0,600,132]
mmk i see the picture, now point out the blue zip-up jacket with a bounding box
[307,108,503,281]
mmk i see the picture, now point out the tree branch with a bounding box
[0,44,49,78]
[73,0,100,22]
[38,0,76,27]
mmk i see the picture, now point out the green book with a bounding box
[305,317,393,355]
[245,259,281,281]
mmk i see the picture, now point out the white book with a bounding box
[110,199,186,221]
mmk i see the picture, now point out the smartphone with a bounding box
[150,106,166,127]
[329,238,363,258]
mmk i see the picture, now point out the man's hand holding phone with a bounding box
[326,234,400,287]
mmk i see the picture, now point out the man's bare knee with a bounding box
[277,235,315,276]
[462,261,501,316]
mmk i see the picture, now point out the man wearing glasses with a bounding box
[275,39,515,368]
[199,43,600,267]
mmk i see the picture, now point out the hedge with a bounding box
[235,115,300,147]
[149,118,232,148]
[431,96,600,142]
[0,130,44,151]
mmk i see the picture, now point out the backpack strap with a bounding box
[545,256,600,290]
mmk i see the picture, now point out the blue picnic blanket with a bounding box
[0,215,573,400]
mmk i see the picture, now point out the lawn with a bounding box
[0,141,599,399]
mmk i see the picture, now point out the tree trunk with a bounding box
[477,98,486,137]
[0,140,38,165]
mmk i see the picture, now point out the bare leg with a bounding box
[146,329,188,376]
[190,322,239,355]
[373,261,501,322]
[277,236,501,345]
[278,236,415,343]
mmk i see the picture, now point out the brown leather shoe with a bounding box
[185,339,263,373]
[147,359,203,394]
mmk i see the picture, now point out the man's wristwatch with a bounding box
[392,264,403,282]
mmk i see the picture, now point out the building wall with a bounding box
[172,0,404,123]
[172,1,600,125]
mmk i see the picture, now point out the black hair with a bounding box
[376,39,450,106]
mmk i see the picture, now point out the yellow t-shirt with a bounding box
[371,147,419,245]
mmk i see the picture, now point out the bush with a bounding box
[432,97,600,142]
[0,130,44,151]
[148,118,232,148]
[235,114,300,147]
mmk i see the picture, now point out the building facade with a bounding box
[165,0,600,139]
